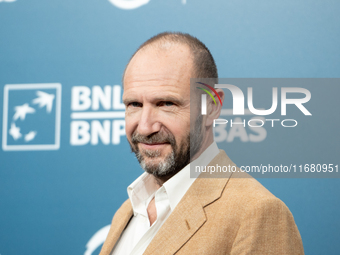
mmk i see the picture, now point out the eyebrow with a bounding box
[123,98,134,105]
[123,96,184,106]
[154,96,183,105]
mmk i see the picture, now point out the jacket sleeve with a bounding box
[230,197,304,255]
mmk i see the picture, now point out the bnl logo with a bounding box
[198,83,312,116]
[2,83,62,151]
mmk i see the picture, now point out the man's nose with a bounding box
[137,106,161,136]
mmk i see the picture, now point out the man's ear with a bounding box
[205,89,225,127]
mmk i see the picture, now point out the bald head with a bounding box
[124,43,194,91]
[123,32,218,85]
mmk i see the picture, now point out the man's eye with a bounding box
[165,101,174,106]
[129,102,142,107]
[159,101,175,107]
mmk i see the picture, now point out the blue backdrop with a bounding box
[0,0,339,254]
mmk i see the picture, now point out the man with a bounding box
[100,32,304,255]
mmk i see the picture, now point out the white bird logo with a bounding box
[13,103,35,121]
[32,91,55,113]
[9,122,22,140]
[25,131,37,142]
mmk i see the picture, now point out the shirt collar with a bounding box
[127,173,157,217]
[127,141,219,215]
[163,141,219,211]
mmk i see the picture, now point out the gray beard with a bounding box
[134,141,178,178]
[129,115,203,179]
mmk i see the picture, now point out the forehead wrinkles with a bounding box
[125,63,191,84]
[123,43,194,87]
[124,71,190,100]
[124,85,188,104]
[125,76,183,87]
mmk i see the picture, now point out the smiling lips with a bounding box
[139,142,169,150]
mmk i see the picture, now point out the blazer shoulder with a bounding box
[224,175,304,254]
[224,172,289,210]
[199,150,285,209]
[228,172,275,199]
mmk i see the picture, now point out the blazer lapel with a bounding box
[144,150,234,255]
[143,182,206,255]
[100,200,133,255]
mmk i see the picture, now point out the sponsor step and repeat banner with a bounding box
[1,0,339,254]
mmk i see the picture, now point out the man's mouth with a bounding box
[139,142,169,150]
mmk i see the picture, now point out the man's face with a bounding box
[123,44,202,178]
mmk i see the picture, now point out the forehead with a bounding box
[123,44,193,97]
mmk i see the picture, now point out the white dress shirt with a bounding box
[111,142,219,255]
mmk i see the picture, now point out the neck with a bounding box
[152,174,172,188]
[191,130,214,162]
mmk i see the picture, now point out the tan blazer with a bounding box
[100,150,304,255]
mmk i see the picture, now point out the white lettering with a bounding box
[91,120,111,145]
[112,120,126,144]
[92,86,112,110]
[72,86,91,111]
[70,121,90,145]
[281,87,312,115]
[248,87,278,115]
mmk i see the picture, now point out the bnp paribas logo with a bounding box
[2,83,62,151]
